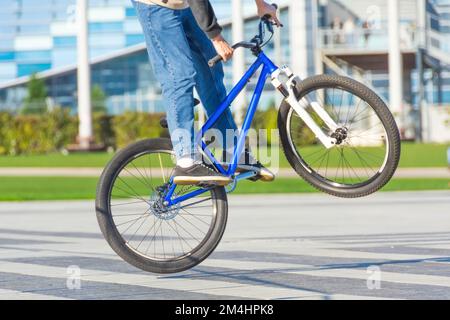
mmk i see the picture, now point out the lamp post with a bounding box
[388,0,404,133]
[76,0,93,150]
[416,0,427,142]
[232,0,246,126]
[290,0,309,79]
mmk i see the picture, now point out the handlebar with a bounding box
[208,41,259,67]
[208,3,281,68]
[208,55,223,68]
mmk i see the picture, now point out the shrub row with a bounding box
[0,105,316,155]
[0,108,168,155]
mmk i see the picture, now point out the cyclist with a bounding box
[132,0,280,186]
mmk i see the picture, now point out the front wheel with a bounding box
[278,75,401,198]
[96,138,228,273]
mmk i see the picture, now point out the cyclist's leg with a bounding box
[133,2,231,185]
[180,8,274,180]
[181,8,238,157]
[133,1,196,161]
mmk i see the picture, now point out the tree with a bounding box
[91,84,107,113]
[21,73,48,115]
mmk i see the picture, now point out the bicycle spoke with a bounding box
[116,177,149,203]
[337,89,344,122]
[161,222,166,259]
[107,149,218,262]
[112,184,149,203]
[144,219,164,256]
[179,197,212,210]
[288,83,389,188]
[129,162,155,191]
[116,209,150,228]
[166,219,192,253]
[344,92,354,125]
[180,208,211,227]
[158,153,166,183]
[172,220,186,255]
[172,219,200,244]
[177,212,208,236]
[111,200,148,207]
[135,215,158,250]
[127,211,152,243]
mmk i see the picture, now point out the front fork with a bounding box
[271,66,338,149]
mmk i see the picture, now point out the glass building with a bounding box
[0,0,449,138]
[0,0,291,113]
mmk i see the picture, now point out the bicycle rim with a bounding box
[286,86,390,188]
[107,150,219,262]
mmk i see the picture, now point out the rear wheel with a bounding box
[96,138,228,273]
[278,75,401,198]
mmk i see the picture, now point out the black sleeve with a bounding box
[187,0,222,39]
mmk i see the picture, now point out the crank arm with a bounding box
[225,170,259,194]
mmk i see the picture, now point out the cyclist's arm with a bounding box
[188,0,233,61]
[187,0,222,39]
[188,0,281,62]
[188,0,280,39]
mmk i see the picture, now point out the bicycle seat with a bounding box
[160,98,200,129]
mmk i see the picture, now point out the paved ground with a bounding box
[0,167,448,178]
[0,191,449,300]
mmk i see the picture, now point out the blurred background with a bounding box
[0,0,448,200]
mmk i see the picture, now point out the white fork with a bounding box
[271,66,338,149]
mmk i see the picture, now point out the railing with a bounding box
[318,27,419,52]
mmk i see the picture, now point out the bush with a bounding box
[288,106,326,147]
[0,109,169,155]
[93,113,115,148]
[112,111,168,148]
[45,108,79,151]
[0,108,78,155]
[252,105,278,145]
[252,102,326,147]
[0,112,14,155]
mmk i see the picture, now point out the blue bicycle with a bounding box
[96,15,400,273]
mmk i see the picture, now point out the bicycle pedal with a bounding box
[248,175,261,182]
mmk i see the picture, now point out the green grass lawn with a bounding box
[0,152,113,168]
[0,142,448,168]
[0,176,447,201]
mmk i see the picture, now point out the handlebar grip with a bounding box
[208,55,223,68]
[262,3,278,21]
[262,4,282,27]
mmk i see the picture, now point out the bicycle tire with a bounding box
[95,138,228,273]
[278,74,401,198]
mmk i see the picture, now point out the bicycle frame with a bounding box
[163,52,278,206]
[163,50,340,206]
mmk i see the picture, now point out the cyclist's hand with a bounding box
[256,0,282,27]
[212,34,234,62]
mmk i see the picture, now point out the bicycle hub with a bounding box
[331,127,348,145]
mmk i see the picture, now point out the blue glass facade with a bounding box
[0,0,289,113]
[0,0,141,83]
[0,0,448,116]
[0,0,276,83]
[0,0,290,113]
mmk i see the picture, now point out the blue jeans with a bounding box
[132,1,238,160]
